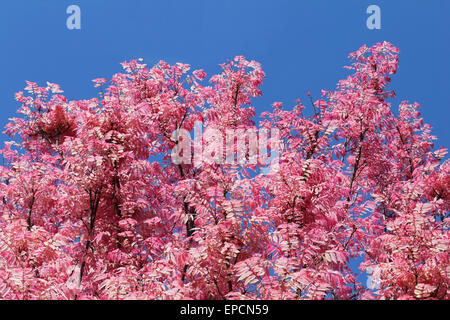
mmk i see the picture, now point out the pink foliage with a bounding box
[0,42,448,300]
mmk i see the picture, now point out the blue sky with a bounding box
[0,0,448,291]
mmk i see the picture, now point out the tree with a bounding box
[0,42,448,300]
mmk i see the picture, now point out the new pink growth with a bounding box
[0,42,448,300]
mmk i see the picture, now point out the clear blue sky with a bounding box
[0,0,448,289]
